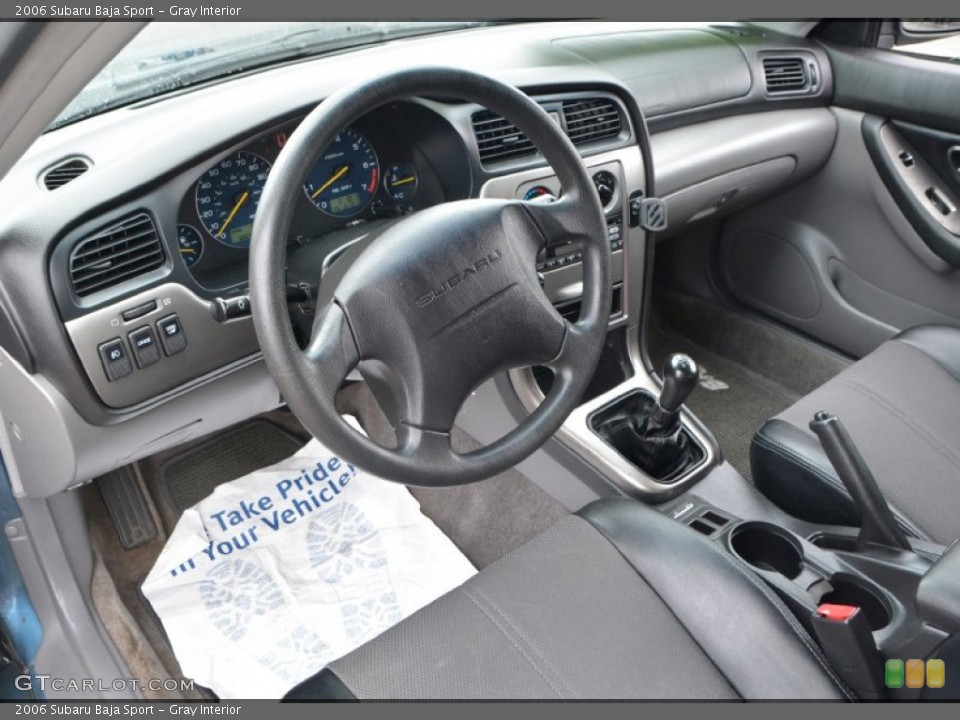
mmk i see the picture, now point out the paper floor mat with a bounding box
[142,436,477,699]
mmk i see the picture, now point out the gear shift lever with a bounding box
[652,353,699,423]
[590,353,703,482]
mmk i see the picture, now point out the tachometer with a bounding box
[195,151,272,248]
[304,128,379,217]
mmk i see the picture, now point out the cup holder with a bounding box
[729,522,803,579]
[820,574,892,630]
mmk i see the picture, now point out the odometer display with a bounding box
[195,151,272,248]
[305,128,379,217]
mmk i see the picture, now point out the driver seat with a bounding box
[284,498,852,700]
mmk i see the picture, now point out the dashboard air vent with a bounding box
[763,57,808,93]
[69,213,165,297]
[562,98,623,146]
[472,110,538,165]
[472,97,625,167]
[42,157,91,190]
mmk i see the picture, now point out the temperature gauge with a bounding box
[383,162,419,202]
[177,225,204,268]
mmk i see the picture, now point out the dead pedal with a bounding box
[97,465,158,550]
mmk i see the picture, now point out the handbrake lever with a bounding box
[809,411,910,552]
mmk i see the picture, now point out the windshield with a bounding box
[51,21,496,130]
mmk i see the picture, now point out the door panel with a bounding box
[717,42,960,359]
[720,108,960,359]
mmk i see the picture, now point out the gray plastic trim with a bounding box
[456,378,613,512]
[478,144,719,500]
[7,493,134,699]
[652,107,838,197]
[662,156,798,233]
[877,123,960,236]
[64,282,260,408]
[480,154,628,318]
[0,343,281,497]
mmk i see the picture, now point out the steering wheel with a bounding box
[249,67,610,486]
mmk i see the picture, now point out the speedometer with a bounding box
[195,151,272,248]
[304,128,379,217]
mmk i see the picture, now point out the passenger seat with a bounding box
[751,326,960,546]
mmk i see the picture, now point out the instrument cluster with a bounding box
[175,102,468,290]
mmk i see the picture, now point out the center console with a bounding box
[660,413,959,700]
[481,143,721,501]
[482,141,956,697]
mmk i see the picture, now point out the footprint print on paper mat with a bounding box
[308,502,402,639]
[199,557,331,681]
[308,502,390,584]
[256,623,331,683]
[199,558,285,642]
[341,590,403,642]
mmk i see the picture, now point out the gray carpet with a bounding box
[647,291,850,480]
[336,382,570,569]
[653,289,850,397]
[82,481,206,698]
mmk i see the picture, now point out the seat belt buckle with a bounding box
[811,603,886,699]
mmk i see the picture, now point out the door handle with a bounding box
[948,146,960,179]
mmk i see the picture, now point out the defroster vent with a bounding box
[42,157,91,190]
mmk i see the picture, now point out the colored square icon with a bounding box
[885,659,904,688]
[926,659,946,689]
[906,659,925,688]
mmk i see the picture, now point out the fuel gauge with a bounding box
[177,224,204,268]
[383,162,419,202]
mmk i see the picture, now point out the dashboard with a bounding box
[0,21,838,498]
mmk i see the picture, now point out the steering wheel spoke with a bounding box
[518,193,593,251]
[302,302,360,397]
[544,318,591,378]
[395,423,457,464]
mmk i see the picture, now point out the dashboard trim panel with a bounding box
[64,282,259,408]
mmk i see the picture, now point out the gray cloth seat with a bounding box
[751,325,960,545]
[284,498,851,700]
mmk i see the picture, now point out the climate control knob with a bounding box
[592,170,617,209]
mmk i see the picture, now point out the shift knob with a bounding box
[659,353,699,413]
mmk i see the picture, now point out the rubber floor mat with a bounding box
[145,419,307,533]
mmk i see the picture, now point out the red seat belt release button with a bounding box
[816,603,860,622]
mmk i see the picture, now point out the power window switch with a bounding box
[98,338,133,382]
[128,326,160,368]
[156,314,187,356]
